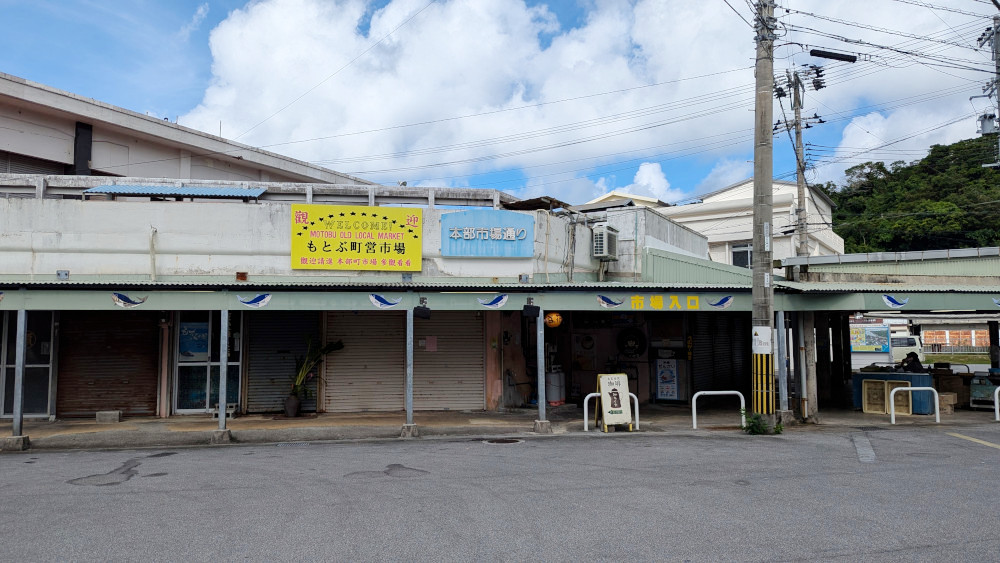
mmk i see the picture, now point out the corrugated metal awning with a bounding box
[83,185,267,200]
[0,275,752,291]
[777,281,1000,293]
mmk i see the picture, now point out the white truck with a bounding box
[890,334,925,363]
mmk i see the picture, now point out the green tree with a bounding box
[827,136,1000,252]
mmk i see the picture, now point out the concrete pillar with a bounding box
[776,310,789,412]
[814,314,831,405]
[218,309,228,431]
[401,306,418,437]
[484,311,503,411]
[159,315,171,417]
[829,314,846,407]
[536,308,546,421]
[405,307,414,426]
[533,307,550,434]
[11,310,26,437]
[802,311,819,421]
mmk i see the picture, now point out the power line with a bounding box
[783,7,986,50]
[784,23,994,73]
[722,0,753,27]
[888,0,993,19]
[258,66,753,150]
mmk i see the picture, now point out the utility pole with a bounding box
[751,0,777,418]
[788,71,809,257]
[775,67,826,255]
[977,14,1000,167]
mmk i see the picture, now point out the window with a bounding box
[174,311,242,412]
[732,243,752,268]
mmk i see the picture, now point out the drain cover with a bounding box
[484,438,523,445]
[276,442,309,447]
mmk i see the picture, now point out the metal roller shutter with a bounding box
[413,311,485,411]
[731,314,750,396]
[323,312,405,412]
[712,316,732,389]
[692,314,714,393]
[1,150,67,174]
[246,311,322,413]
[56,311,159,417]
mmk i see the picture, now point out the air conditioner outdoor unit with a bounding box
[592,225,619,261]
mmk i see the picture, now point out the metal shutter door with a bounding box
[56,311,159,417]
[413,312,485,411]
[692,314,714,392]
[731,314,750,396]
[1,150,67,174]
[246,311,322,413]
[712,316,733,389]
[323,312,405,412]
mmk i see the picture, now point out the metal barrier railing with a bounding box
[583,392,639,432]
[889,386,939,424]
[692,391,746,429]
[994,387,999,422]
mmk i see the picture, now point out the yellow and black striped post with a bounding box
[752,353,775,414]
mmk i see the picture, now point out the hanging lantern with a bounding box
[544,312,563,328]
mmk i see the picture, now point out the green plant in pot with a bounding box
[285,338,344,417]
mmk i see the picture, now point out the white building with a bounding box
[588,179,845,267]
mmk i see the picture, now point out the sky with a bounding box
[1,0,996,205]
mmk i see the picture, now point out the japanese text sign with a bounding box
[751,326,773,354]
[291,204,422,271]
[440,209,534,258]
[598,373,632,426]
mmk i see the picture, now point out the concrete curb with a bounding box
[6,412,992,452]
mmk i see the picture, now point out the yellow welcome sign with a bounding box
[290,204,422,271]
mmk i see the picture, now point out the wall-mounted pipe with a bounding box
[149,226,158,281]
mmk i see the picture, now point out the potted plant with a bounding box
[285,338,344,417]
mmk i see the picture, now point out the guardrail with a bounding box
[889,386,939,424]
[692,391,746,429]
[583,392,639,432]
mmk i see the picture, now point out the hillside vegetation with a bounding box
[825,135,1000,253]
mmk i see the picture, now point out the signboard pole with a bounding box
[536,307,546,422]
[777,311,788,411]
[218,308,228,430]
[11,310,26,437]
[405,307,414,426]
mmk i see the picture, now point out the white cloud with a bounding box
[178,0,989,198]
[693,159,753,196]
[613,162,684,203]
[178,3,209,42]
[811,109,976,185]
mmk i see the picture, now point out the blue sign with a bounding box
[441,210,534,258]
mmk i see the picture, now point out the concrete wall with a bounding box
[0,198,603,281]
[89,128,303,182]
[0,72,369,185]
[594,207,709,279]
[0,104,74,165]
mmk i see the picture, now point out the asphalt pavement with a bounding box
[2,422,999,561]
